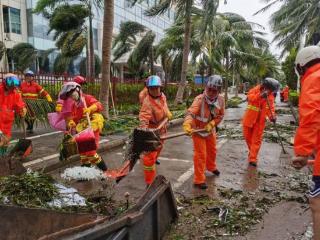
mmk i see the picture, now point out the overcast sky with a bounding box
[218,0,281,56]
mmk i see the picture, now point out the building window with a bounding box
[3,6,21,34]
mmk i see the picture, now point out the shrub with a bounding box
[289,90,299,106]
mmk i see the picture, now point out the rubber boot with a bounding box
[96,161,108,171]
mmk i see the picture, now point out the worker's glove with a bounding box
[292,155,308,170]
[91,113,105,132]
[260,91,268,99]
[270,116,277,123]
[204,121,215,133]
[56,103,63,113]
[68,120,77,129]
[0,131,9,147]
[76,120,88,133]
[83,104,98,116]
[20,107,27,118]
[183,123,193,136]
[46,95,53,103]
[167,110,173,120]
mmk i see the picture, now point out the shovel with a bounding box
[266,97,287,154]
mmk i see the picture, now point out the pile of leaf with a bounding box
[227,96,243,108]
[15,99,55,127]
[264,122,296,144]
[166,170,309,239]
[103,116,140,134]
[0,171,58,208]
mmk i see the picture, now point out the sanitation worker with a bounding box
[291,45,320,239]
[58,82,108,171]
[242,77,279,167]
[139,75,172,187]
[20,70,53,133]
[282,85,289,102]
[56,75,86,113]
[183,75,225,190]
[0,74,27,155]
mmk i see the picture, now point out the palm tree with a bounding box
[257,0,320,55]
[34,0,103,80]
[113,21,156,77]
[131,0,220,104]
[12,43,55,72]
[99,0,114,118]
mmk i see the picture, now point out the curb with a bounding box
[30,118,184,172]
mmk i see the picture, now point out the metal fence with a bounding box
[0,72,145,101]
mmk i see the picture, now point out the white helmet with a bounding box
[206,75,223,88]
[295,45,320,75]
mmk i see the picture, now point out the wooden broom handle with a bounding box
[160,129,206,140]
[154,118,169,131]
[82,97,92,128]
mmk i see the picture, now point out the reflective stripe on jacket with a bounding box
[242,85,275,128]
[21,81,49,99]
[185,94,225,137]
[139,93,169,133]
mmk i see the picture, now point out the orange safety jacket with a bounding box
[185,94,225,137]
[139,87,148,105]
[294,63,320,156]
[0,84,25,137]
[242,85,275,128]
[20,81,50,99]
[139,93,169,133]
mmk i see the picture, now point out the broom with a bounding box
[8,119,32,158]
[74,98,97,154]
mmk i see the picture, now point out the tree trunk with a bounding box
[235,72,239,98]
[99,0,114,118]
[224,52,229,105]
[150,46,154,75]
[174,0,192,105]
[89,12,95,81]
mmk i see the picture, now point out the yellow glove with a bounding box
[20,107,27,118]
[91,113,105,132]
[167,110,173,120]
[56,103,63,112]
[204,121,216,132]
[76,120,88,133]
[46,95,53,103]
[68,120,76,129]
[204,121,215,132]
[183,122,193,135]
[83,104,98,115]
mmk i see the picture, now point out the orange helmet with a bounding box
[73,75,86,85]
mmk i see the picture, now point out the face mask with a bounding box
[71,91,80,101]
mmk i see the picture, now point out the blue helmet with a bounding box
[147,75,162,87]
[4,75,21,88]
[25,70,34,76]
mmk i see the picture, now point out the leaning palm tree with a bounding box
[99,0,114,118]
[256,0,320,55]
[131,0,220,104]
[12,43,55,72]
[34,0,103,81]
[113,21,156,77]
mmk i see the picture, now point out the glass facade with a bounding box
[114,0,175,43]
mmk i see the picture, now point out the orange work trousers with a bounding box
[142,143,163,184]
[192,133,217,184]
[80,130,101,165]
[243,122,265,163]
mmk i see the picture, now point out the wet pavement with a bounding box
[11,94,313,239]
